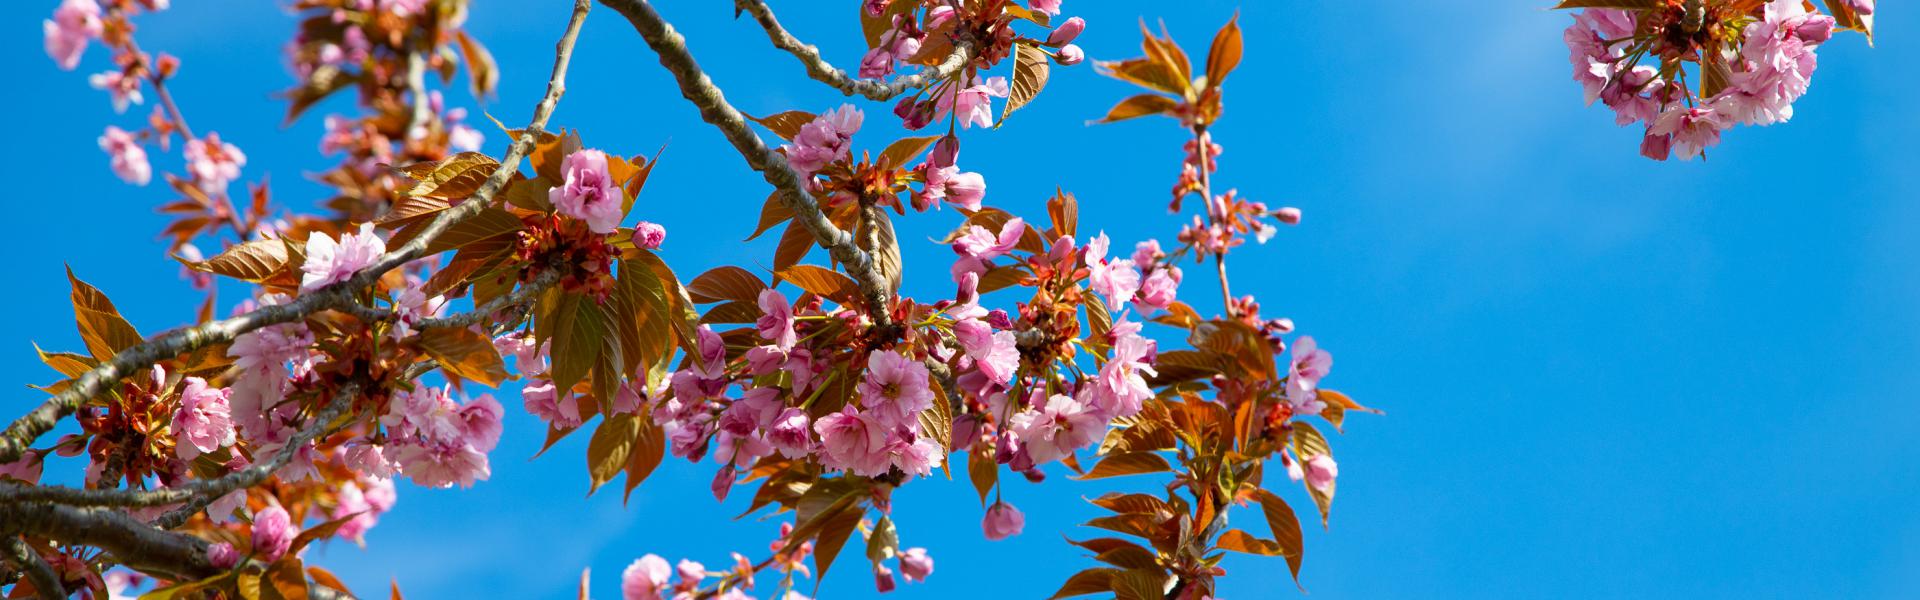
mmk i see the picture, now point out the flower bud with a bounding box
[1047,17,1085,46]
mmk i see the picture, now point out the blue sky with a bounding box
[5,1,1920,598]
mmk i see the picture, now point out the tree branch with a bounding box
[733,0,974,101]
[0,503,353,599]
[597,0,895,329]
[1,537,62,599]
[0,0,593,465]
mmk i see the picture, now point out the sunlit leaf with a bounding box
[1075,451,1172,480]
[1001,44,1052,125]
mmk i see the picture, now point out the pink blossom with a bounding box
[43,0,102,70]
[251,505,296,562]
[391,441,490,488]
[332,481,378,544]
[1304,454,1338,492]
[767,407,813,459]
[1048,17,1085,46]
[874,564,897,593]
[1564,10,1635,105]
[784,105,864,178]
[859,350,934,429]
[936,77,1009,129]
[1846,0,1873,15]
[1640,129,1675,162]
[982,501,1024,540]
[206,542,240,570]
[521,379,583,428]
[1600,66,1665,126]
[1008,393,1103,464]
[458,394,504,452]
[814,405,893,477]
[1285,336,1332,414]
[88,71,143,113]
[172,377,235,460]
[953,319,1019,383]
[632,221,667,249]
[1648,105,1725,161]
[1134,266,1181,313]
[953,217,1023,260]
[883,429,945,477]
[1030,0,1062,16]
[1092,327,1156,418]
[0,451,43,484]
[1086,233,1142,311]
[98,126,152,186]
[1713,0,1827,128]
[184,132,247,194]
[550,149,625,234]
[920,164,989,211]
[623,554,673,600]
[301,223,387,292]
[677,560,707,589]
[345,442,395,479]
[1056,44,1085,66]
[899,547,933,583]
[756,288,797,349]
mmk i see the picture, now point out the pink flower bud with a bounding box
[1055,44,1085,66]
[1796,15,1835,44]
[251,506,296,562]
[874,564,897,593]
[1305,454,1338,492]
[207,542,240,569]
[1846,0,1873,15]
[982,501,1025,540]
[1275,207,1302,225]
[945,171,986,210]
[899,547,934,583]
[632,221,667,249]
[1047,17,1085,46]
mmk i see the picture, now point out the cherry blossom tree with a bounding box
[1558,0,1875,160]
[3,1,1378,598]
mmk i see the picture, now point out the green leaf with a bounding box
[540,291,610,393]
[864,515,899,562]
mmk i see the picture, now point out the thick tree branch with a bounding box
[0,0,593,465]
[1,537,62,599]
[733,0,974,101]
[0,503,352,599]
[597,0,895,329]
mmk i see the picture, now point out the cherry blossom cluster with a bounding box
[864,0,1087,130]
[1563,0,1873,160]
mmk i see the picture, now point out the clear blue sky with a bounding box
[5,1,1918,598]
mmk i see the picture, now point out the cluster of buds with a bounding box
[879,0,1087,131]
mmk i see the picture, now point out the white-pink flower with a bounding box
[1008,393,1103,465]
[982,501,1024,540]
[953,217,1023,260]
[300,223,387,292]
[1304,454,1338,492]
[522,379,583,428]
[899,547,934,583]
[1086,232,1142,311]
[756,288,797,349]
[88,71,143,113]
[1030,0,1062,17]
[98,126,151,186]
[632,221,667,249]
[184,132,247,194]
[814,405,893,477]
[1134,266,1181,313]
[937,77,1009,129]
[784,105,864,178]
[953,319,1019,384]
[43,0,102,70]
[1092,326,1156,419]
[551,149,625,234]
[623,554,673,600]
[251,505,296,562]
[858,350,934,430]
[391,441,490,489]
[1648,105,1726,161]
[1285,336,1332,414]
[172,377,235,460]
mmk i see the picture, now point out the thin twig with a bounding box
[0,0,593,466]
[733,0,974,101]
[1,537,63,599]
[416,270,560,330]
[597,0,896,329]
